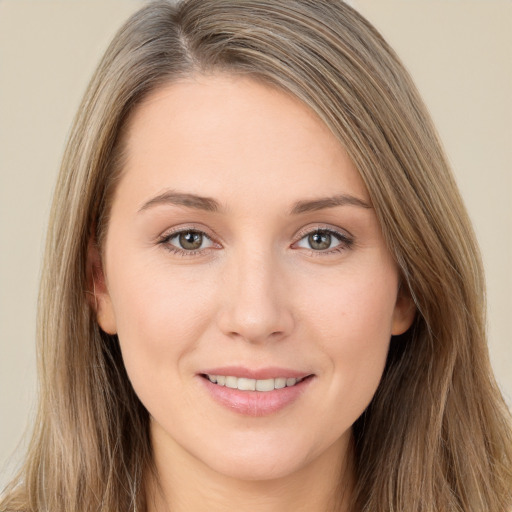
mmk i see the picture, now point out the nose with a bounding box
[216,248,295,344]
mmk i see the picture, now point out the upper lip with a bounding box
[200,366,313,380]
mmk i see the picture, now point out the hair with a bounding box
[1,0,511,511]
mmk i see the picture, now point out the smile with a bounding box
[205,374,305,392]
[200,372,314,416]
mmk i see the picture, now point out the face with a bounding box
[93,74,414,482]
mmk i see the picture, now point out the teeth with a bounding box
[275,377,286,389]
[237,377,256,391]
[256,378,274,392]
[225,376,238,389]
[206,375,302,392]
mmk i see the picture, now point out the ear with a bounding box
[391,283,416,336]
[86,238,117,335]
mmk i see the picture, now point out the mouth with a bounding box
[199,370,315,416]
[198,365,315,415]
[201,373,309,392]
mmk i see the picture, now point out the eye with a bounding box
[161,229,215,253]
[295,228,352,252]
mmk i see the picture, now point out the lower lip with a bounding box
[200,376,313,417]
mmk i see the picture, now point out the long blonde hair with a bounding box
[2,1,511,511]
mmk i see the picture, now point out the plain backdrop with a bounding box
[1,0,511,489]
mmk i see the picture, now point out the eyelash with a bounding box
[157,226,217,257]
[293,227,354,256]
[157,226,354,257]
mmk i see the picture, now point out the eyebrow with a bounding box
[138,190,372,214]
[139,191,221,213]
[290,194,372,214]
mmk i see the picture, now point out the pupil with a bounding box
[309,231,331,250]
[179,231,202,250]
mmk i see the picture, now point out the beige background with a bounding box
[1,0,511,488]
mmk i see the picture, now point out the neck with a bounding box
[145,423,355,512]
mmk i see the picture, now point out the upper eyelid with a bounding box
[293,224,353,242]
[158,224,217,243]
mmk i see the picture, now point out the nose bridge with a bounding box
[217,243,294,343]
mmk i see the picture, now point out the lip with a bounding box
[200,366,310,380]
[198,367,315,417]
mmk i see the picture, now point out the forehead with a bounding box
[116,73,369,211]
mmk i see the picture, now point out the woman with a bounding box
[1,0,511,510]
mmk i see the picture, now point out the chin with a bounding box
[192,428,347,483]
[204,449,309,482]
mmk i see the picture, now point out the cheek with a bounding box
[297,262,398,415]
[105,255,218,398]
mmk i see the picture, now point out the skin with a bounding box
[91,74,415,512]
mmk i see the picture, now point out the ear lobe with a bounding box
[391,286,416,336]
[86,239,117,335]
